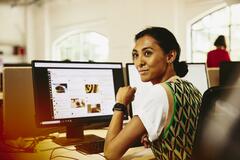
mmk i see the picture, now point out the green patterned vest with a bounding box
[150,78,202,160]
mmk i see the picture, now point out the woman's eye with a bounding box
[132,53,138,59]
[144,51,152,56]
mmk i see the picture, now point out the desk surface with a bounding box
[0,129,155,160]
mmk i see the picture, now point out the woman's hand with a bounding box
[116,86,136,106]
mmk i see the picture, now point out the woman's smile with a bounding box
[138,69,149,75]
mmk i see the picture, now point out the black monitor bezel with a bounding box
[32,60,126,128]
[125,63,134,118]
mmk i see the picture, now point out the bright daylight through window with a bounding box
[191,3,240,62]
[53,32,109,62]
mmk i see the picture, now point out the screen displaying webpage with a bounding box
[48,68,115,119]
[127,64,151,115]
[182,64,208,95]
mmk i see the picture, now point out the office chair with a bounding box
[192,86,240,160]
[219,61,240,86]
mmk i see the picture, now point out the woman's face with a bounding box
[132,35,169,84]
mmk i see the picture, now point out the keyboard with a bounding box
[75,138,105,154]
[74,136,142,154]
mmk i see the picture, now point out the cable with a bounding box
[97,153,106,158]
[0,135,56,153]
[1,138,37,153]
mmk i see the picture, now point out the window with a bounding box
[52,32,109,62]
[191,3,240,62]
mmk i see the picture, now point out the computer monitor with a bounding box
[220,61,240,86]
[2,67,63,139]
[183,63,209,95]
[126,63,208,117]
[125,63,151,117]
[0,63,31,92]
[32,60,125,146]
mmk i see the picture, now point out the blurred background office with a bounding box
[0,0,240,65]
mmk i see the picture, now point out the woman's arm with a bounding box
[104,86,147,160]
[104,114,146,159]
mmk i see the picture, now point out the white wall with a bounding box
[0,0,229,64]
[0,4,26,63]
[106,0,178,64]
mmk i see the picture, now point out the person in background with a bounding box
[207,35,231,68]
[104,27,202,160]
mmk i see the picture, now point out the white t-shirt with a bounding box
[133,84,169,141]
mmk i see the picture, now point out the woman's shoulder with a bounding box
[147,83,166,93]
[166,78,197,90]
[208,49,217,54]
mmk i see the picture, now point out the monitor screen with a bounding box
[126,63,208,117]
[220,61,240,86]
[125,63,151,117]
[32,60,125,146]
[182,63,208,95]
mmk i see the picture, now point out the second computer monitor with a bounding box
[2,67,63,139]
[183,63,208,95]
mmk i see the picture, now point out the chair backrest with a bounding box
[220,61,240,86]
[192,86,240,160]
[207,67,219,87]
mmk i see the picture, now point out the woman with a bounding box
[104,27,202,160]
[207,35,231,68]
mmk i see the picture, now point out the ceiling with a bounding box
[0,0,239,7]
[0,0,41,6]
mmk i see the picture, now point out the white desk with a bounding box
[0,129,155,160]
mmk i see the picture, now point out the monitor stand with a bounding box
[52,125,104,146]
